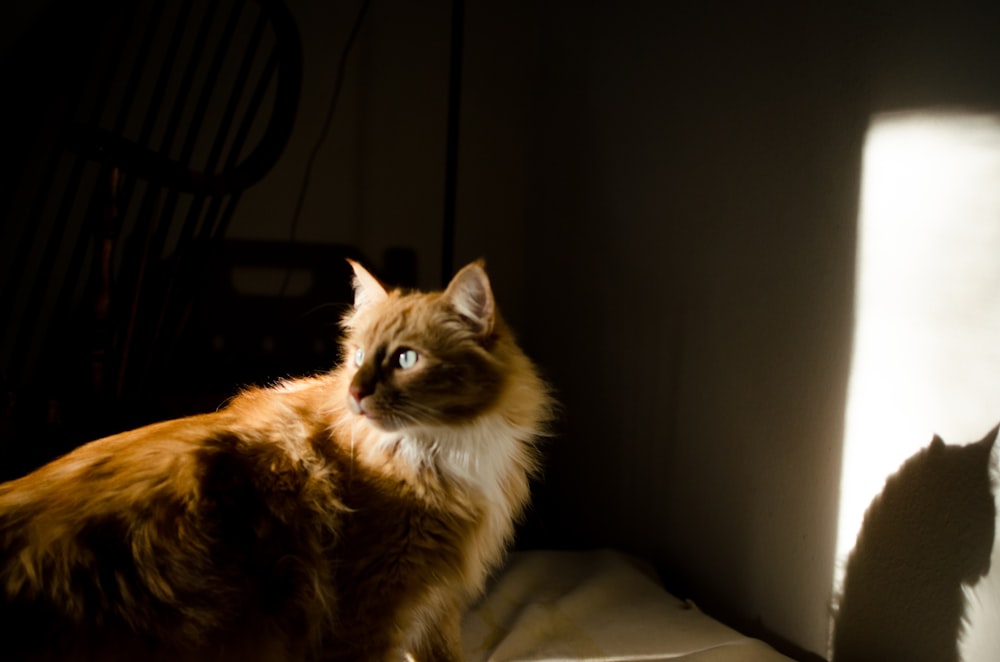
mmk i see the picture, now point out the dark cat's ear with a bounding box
[348,260,388,309]
[984,424,999,450]
[444,260,495,335]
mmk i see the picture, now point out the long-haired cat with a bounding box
[0,260,552,662]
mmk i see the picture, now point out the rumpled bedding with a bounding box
[462,549,793,662]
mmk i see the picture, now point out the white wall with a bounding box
[454,1,1000,658]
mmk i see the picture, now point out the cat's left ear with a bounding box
[348,260,388,309]
[444,260,495,335]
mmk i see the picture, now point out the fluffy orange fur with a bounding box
[0,261,552,661]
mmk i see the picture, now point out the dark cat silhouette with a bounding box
[832,426,997,662]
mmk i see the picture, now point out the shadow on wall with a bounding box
[832,426,998,662]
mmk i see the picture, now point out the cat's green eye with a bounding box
[396,349,418,370]
[354,348,365,367]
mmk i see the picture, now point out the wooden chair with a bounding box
[0,0,302,470]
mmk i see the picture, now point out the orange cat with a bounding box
[0,260,552,661]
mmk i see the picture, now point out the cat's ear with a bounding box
[444,260,495,335]
[348,259,388,309]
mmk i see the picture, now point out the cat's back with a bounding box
[0,376,345,661]
[1,372,342,494]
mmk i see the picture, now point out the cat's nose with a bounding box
[348,370,375,414]
[348,382,369,415]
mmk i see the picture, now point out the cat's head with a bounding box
[340,261,507,432]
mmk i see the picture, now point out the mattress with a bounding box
[462,549,794,662]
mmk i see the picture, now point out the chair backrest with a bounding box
[0,0,302,450]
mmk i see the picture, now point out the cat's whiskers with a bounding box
[349,417,360,481]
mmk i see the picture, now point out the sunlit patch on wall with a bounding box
[834,110,1000,655]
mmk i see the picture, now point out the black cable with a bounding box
[281,0,372,296]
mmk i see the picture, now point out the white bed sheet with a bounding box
[463,549,794,662]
